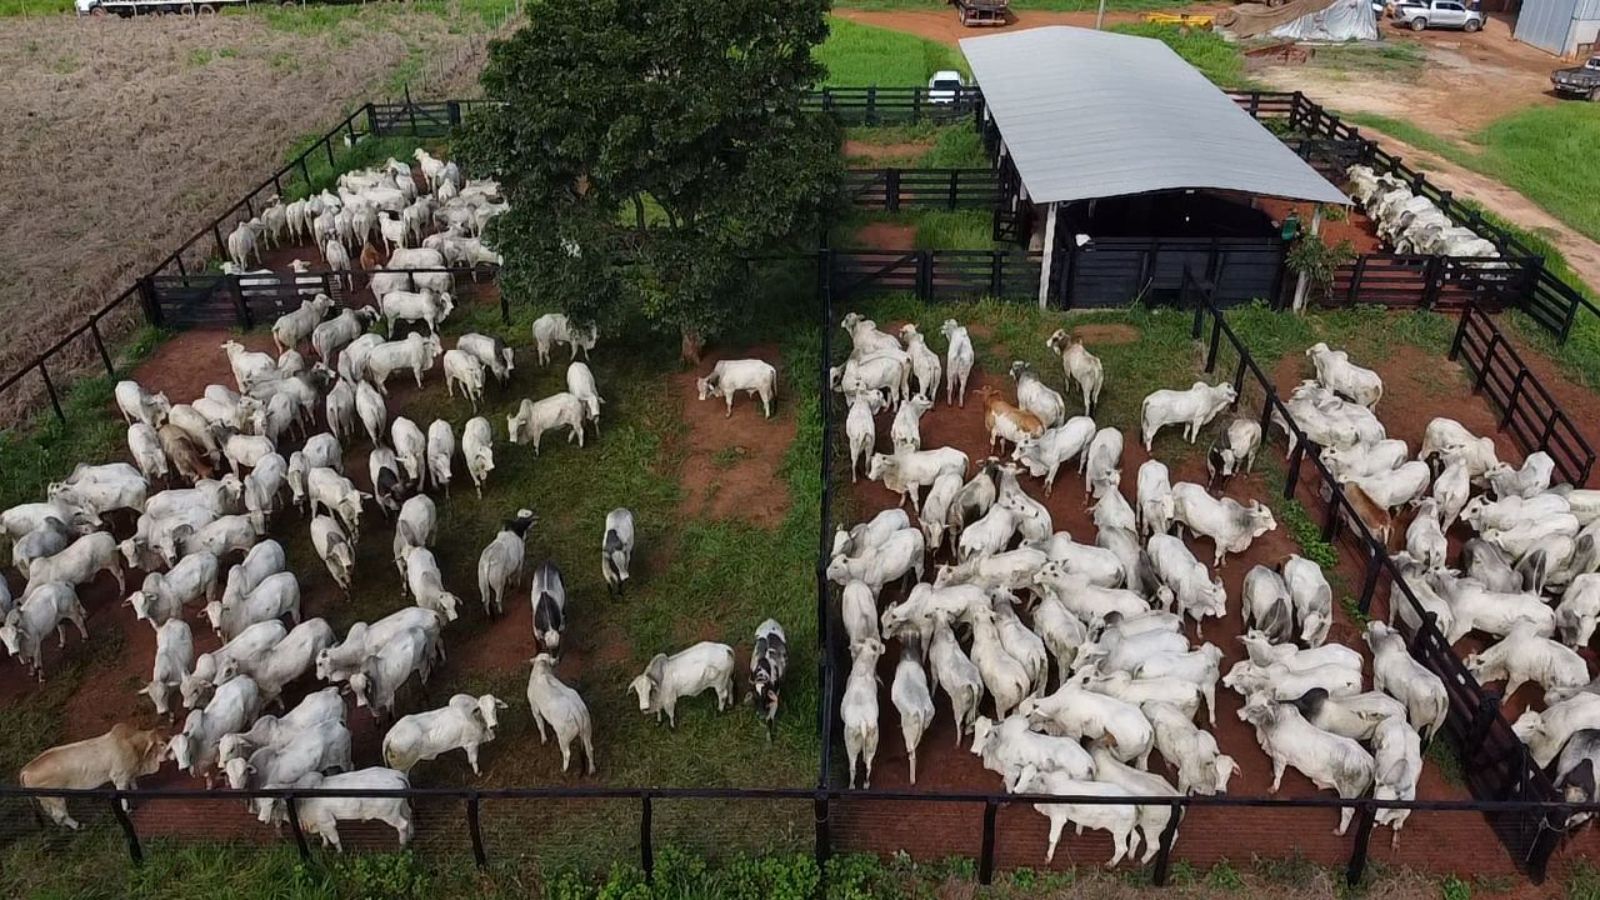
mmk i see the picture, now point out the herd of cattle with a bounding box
[826,314,1600,863]
[0,152,798,850]
[1346,165,1500,259]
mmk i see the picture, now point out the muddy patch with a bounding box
[131,329,277,407]
[675,344,796,529]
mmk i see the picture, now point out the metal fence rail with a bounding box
[1450,304,1596,485]
[842,168,1000,212]
[1183,272,1566,881]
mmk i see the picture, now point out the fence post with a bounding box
[814,791,832,869]
[1285,439,1305,501]
[325,134,336,170]
[1206,314,1221,373]
[1231,353,1246,410]
[1321,488,1341,543]
[1347,255,1366,306]
[213,221,227,263]
[284,794,311,861]
[640,793,655,884]
[948,170,959,210]
[1467,692,1500,755]
[1475,332,1502,393]
[298,154,312,191]
[1151,800,1182,886]
[228,275,252,330]
[1358,543,1383,614]
[1344,802,1376,888]
[1190,300,1205,339]
[1422,256,1443,311]
[990,250,1003,299]
[89,317,115,377]
[138,277,164,328]
[885,168,900,214]
[1258,387,1277,442]
[1501,368,1526,429]
[467,792,487,868]
[866,86,877,126]
[108,792,143,866]
[500,288,510,326]
[1448,306,1471,361]
[978,799,998,885]
[38,361,64,424]
[918,251,934,302]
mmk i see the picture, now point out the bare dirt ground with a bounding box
[833,6,1225,46]
[674,343,796,529]
[0,9,504,422]
[854,220,919,250]
[830,321,1562,880]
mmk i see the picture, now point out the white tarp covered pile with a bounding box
[1216,0,1380,42]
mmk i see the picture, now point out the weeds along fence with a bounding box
[1450,305,1595,485]
[4,784,1593,888]
[1183,272,1566,880]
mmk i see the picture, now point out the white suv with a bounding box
[927,70,965,104]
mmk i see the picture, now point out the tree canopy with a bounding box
[459,0,841,358]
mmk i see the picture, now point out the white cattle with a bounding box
[366,333,442,394]
[348,627,434,720]
[463,416,495,497]
[1012,767,1140,866]
[1171,482,1277,567]
[1465,622,1589,701]
[629,642,737,728]
[526,654,597,773]
[1083,427,1123,499]
[1021,684,1153,764]
[866,447,968,512]
[383,693,506,776]
[930,617,984,741]
[1,583,88,680]
[1237,694,1374,835]
[1366,622,1449,740]
[841,638,885,789]
[1147,534,1226,635]
[181,620,287,709]
[28,532,123,594]
[1010,361,1066,428]
[170,674,263,785]
[1282,555,1334,647]
[530,313,597,365]
[288,768,414,851]
[1143,701,1238,796]
[891,635,937,784]
[970,714,1094,790]
[115,381,171,428]
[1140,382,1236,451]
[1013,416,1096,496]
[206,571,300,641]
[1514,692,1600,767]
[1046,330,1104,414]
[1136,459,1174,538]
[507,393,587,454]
[1306,342,1383,409]
[844,391,885,483]
[898,324,943,403]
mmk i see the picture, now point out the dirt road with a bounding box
[833,6,1225,44]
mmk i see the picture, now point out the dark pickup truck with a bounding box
[1553,55,1600,100]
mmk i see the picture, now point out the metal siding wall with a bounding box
[1516,0,1580,54]
[1572,0,1600,53]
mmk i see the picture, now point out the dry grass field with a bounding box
[0,3,511,420]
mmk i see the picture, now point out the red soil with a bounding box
[854,222,919,252]
[832,333,1543,878]
[675,343,796,529]
[1258,197,1386,257]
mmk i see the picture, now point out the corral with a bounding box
[5,17,1600,899]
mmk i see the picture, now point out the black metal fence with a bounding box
[141,266,505,330]
[1450,304,1596,486]
[842,168,1000,212]
[801,86,984,125]
[827,249,1041,303]
[1326,255,1539,312]
[1054,236,1286,309]
[4,783,1590,888]
[1184,274,1567,880]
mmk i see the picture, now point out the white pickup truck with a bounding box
[1392,0,1483,31]
[76,0,249,15]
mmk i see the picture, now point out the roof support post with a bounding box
[1292,202,1323,313]
[1037,201,1058,309]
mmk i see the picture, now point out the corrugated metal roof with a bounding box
[959,26,1351,206]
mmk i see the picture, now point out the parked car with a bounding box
[1552,55,1600,100]
[927,70,965,104]
[1392,0,1483,31]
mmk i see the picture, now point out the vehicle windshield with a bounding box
[932,79,961,91]
[1587,57,1600,69]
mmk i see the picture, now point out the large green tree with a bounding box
[459,0,841,360]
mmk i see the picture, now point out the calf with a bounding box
[602,508,636,597]
[531,561,567,656]
[751,618,789,740]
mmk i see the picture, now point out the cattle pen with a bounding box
[5,69,1600,895]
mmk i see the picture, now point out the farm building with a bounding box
[960,26,1350,308]
[1514,0,1600,56]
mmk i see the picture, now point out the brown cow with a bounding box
[976,385,1043,453]
[157,424,213,484]
[20,723,166,829]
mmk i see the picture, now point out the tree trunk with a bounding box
[680,326,704,365]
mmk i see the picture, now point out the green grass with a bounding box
[817,16,967,86]
[1346,103,1600,249]
[0,0,71,14]
[841,123,989,168]
[1110,23,1249,90]
[1309,41,1425,77]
